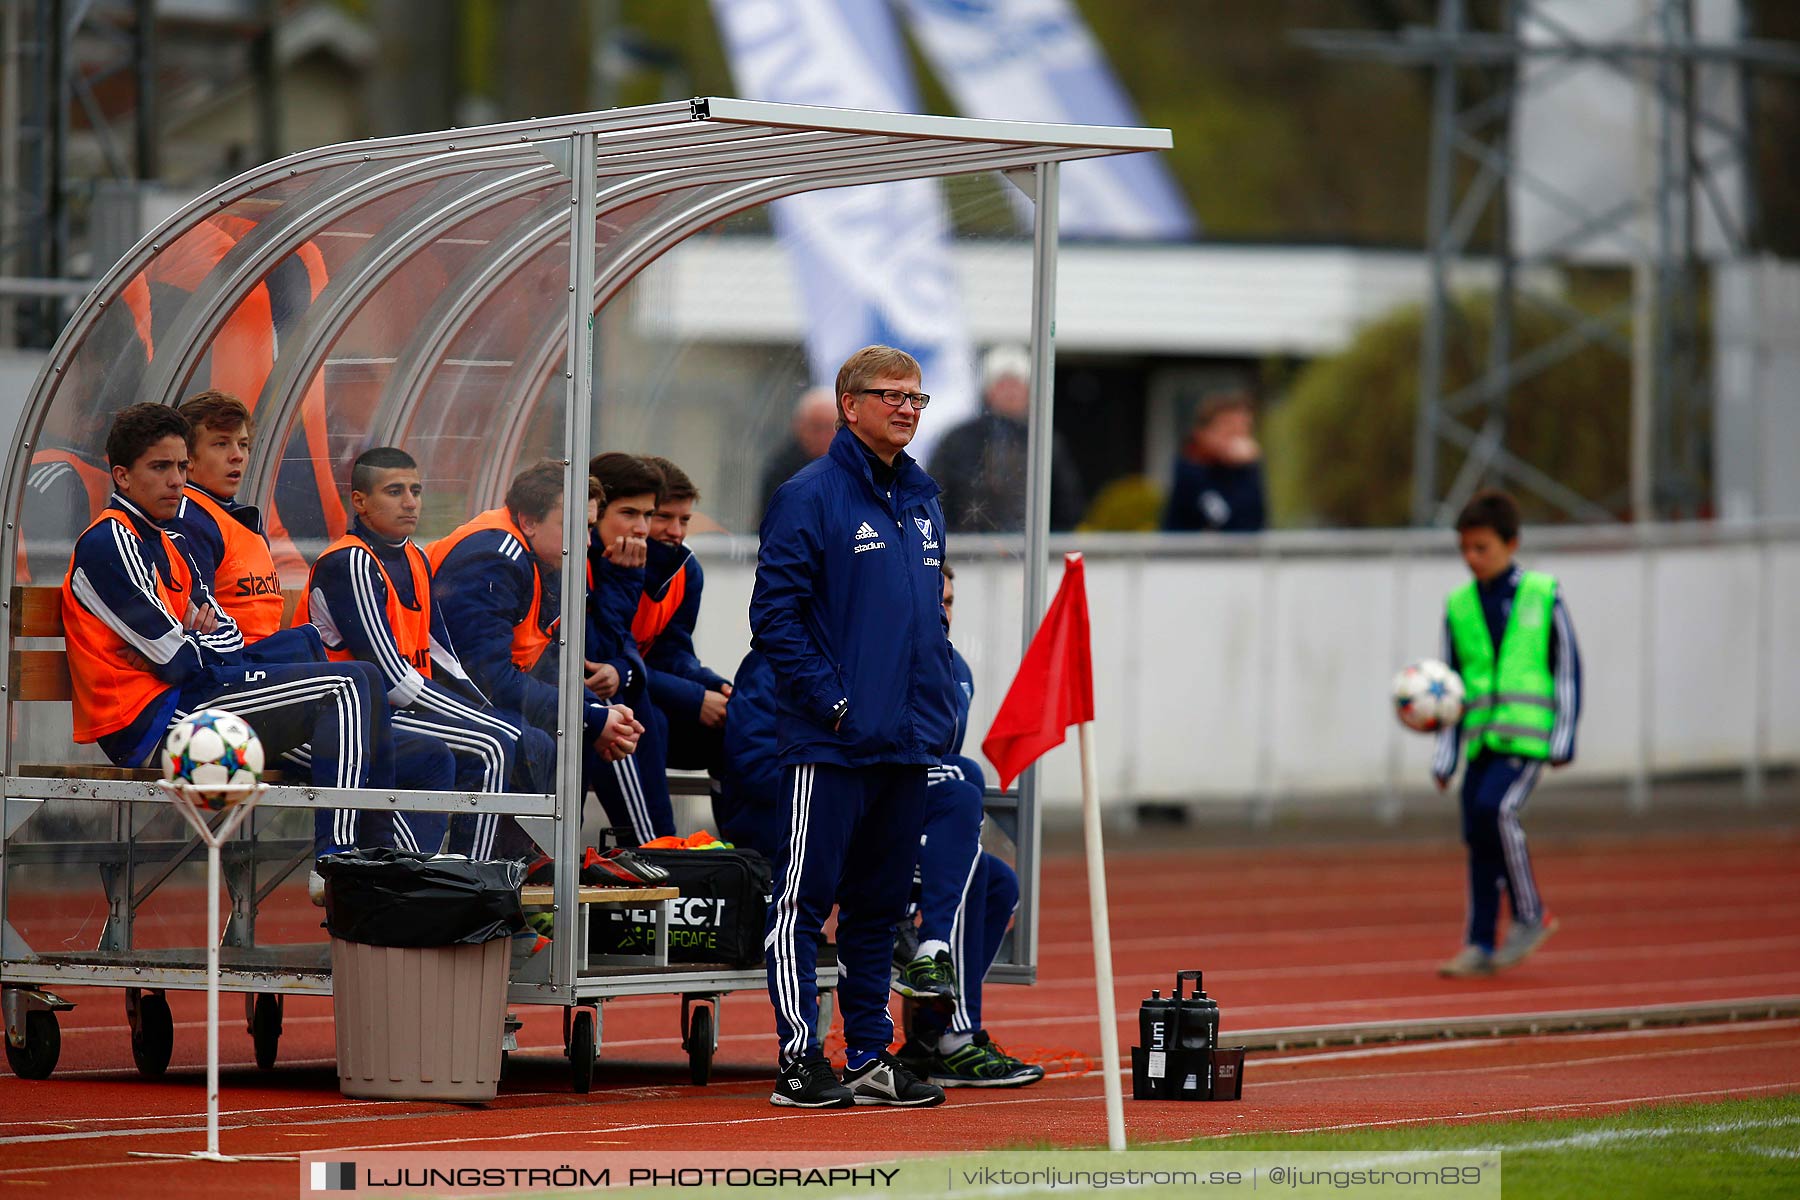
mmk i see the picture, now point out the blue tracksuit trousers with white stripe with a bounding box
[1460,751,1547,952]
[765,762,927,1067]
[917,755,1019,1036]
[592,691,674,847]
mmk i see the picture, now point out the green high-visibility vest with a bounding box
[1447,571,1558,761]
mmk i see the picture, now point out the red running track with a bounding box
[1,828,1796,1198]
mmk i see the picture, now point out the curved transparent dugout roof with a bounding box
[6,97,1168,571]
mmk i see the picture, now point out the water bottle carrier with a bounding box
[1130,969,1246,1101]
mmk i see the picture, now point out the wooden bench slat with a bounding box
[11,584,306,643]
[9,585,308,707]
[11,585,64,638]
[518,885,678,906]
[11,648,73,702]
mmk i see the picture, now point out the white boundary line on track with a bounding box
[1035,903,1800,955]
[5,1029,1798,1160]
[19,1019,1794,1136]
[1025,936,1800,987]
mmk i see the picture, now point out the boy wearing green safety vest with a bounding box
[1433,490,1582,978]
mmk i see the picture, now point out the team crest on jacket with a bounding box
[913,516,939,549]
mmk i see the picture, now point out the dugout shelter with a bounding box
[0,99,1171,1081]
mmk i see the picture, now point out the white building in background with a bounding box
[624,236,1551,531]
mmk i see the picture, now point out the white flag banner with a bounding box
[709,0,978,459]
[895,0,1195,239]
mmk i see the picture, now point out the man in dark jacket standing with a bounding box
[927,344,1084,533]
[753,345,959,1111]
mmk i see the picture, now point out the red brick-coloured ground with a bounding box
[2,828,1796,1198]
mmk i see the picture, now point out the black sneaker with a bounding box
[769,1054,853,1109]
[891,919,921,975]
[929,1032,1045,1088]
[892,1038,933,1077]
[843,1050,945,1107]
[893,949,958,1000]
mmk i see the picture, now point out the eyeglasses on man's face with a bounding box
[859,388,931,411]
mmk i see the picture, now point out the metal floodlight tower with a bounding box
[1300,0,1800,526]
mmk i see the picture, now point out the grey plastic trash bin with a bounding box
[317,849,525,1103]
[330,936,509,1101]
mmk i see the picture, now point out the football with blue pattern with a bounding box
[1392,659,1465,734]
[160,709,265,810]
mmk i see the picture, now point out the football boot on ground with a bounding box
[892,949,958,1000]
[928,1032,1045,1088]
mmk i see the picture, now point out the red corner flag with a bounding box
[982,553,1095,790]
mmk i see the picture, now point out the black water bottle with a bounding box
[1176,970,1221,1052]
[1139,989,1173,1057]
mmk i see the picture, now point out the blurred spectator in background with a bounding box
[758,387,839,520]
[1161,390,1266,533]
[928,345,1084,534]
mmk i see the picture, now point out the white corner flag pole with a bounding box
[1078,721,1127,1151]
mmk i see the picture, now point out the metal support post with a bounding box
[549,129,600,1002]
[1016,158,1059,979]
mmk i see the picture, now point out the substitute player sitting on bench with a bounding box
[170,391,289,643]
[62,404,437,853]
[638,456,731,781]
[585,452,674,845]
[429,459,645,868]
[170,392,457,856]
[296,446,552,859]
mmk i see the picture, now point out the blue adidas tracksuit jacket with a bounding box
[750,427,960,769]
[643,541,730,724]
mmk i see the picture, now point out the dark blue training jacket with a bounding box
[1161,458,1267,532]
[431,526,615,739]
[643,540,730,724]
[725,641,973,800]
[750,427,959,769]
[948,644,973,758]
[585,528,646,705]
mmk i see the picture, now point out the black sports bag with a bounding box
[587,845,772,966]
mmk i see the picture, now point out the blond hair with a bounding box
[834,345,922,427]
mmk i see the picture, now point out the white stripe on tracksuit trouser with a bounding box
[765,762,928,1067]
[165,658,449,855]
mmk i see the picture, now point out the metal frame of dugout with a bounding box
[0,97,1173,1087]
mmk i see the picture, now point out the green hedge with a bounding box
[1264,295,1633,528]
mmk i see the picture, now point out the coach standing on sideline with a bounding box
[754,345,960,1110]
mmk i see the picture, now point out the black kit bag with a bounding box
[588,842,772,966]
